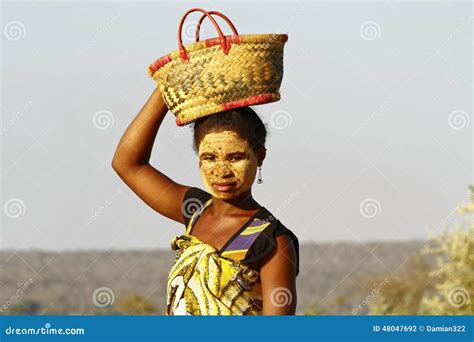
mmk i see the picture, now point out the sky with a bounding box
[1,0,472,251]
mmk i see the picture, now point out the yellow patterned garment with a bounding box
[166,233,263,315]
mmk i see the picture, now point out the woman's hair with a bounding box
[192,107,268,154]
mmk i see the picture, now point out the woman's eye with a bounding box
[230,156,243,162]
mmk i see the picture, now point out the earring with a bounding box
[257,166,263,184]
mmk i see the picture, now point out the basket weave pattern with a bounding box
[148,9,287,126]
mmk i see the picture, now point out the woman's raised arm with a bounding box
[111,87,190,224]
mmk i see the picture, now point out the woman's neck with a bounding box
[210,191,261,217]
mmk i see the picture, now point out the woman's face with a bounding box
[198,130,259,200]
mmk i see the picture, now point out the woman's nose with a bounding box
[214,162,233,177]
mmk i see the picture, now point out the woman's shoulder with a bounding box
[241,208,300,276]
[182,187,212,227]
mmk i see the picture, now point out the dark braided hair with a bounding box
[192,107,268,154]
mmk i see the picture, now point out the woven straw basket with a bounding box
[148,8,288,126]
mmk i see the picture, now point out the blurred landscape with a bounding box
[0,239,431,315]
[1,220,472,316]
[1,188,473,316]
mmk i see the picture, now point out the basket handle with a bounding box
[178,8,231,63]
[194,11,238,42]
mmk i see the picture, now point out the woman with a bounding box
[112,87,299,315]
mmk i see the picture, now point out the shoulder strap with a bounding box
[182,187,212,229]
[185,197,213,235]
[240,216,300,276]
[220,208,274,262]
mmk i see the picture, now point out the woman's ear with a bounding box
[257,146,267,166]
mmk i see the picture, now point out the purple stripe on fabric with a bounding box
[249,219,268,227]
[224,232,261,251]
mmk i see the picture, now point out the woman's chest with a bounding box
[188,205,266,271]
[190,214,250,252]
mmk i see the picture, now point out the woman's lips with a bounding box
[213,182,236,192]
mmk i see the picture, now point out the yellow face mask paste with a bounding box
[198,130,259,200]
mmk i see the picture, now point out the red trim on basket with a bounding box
[174,93,277,126]
[148,53,173,74]
[148,34,285,74]
[230,35,241,44]
[204,35,241,49]
[222,93,275,111]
